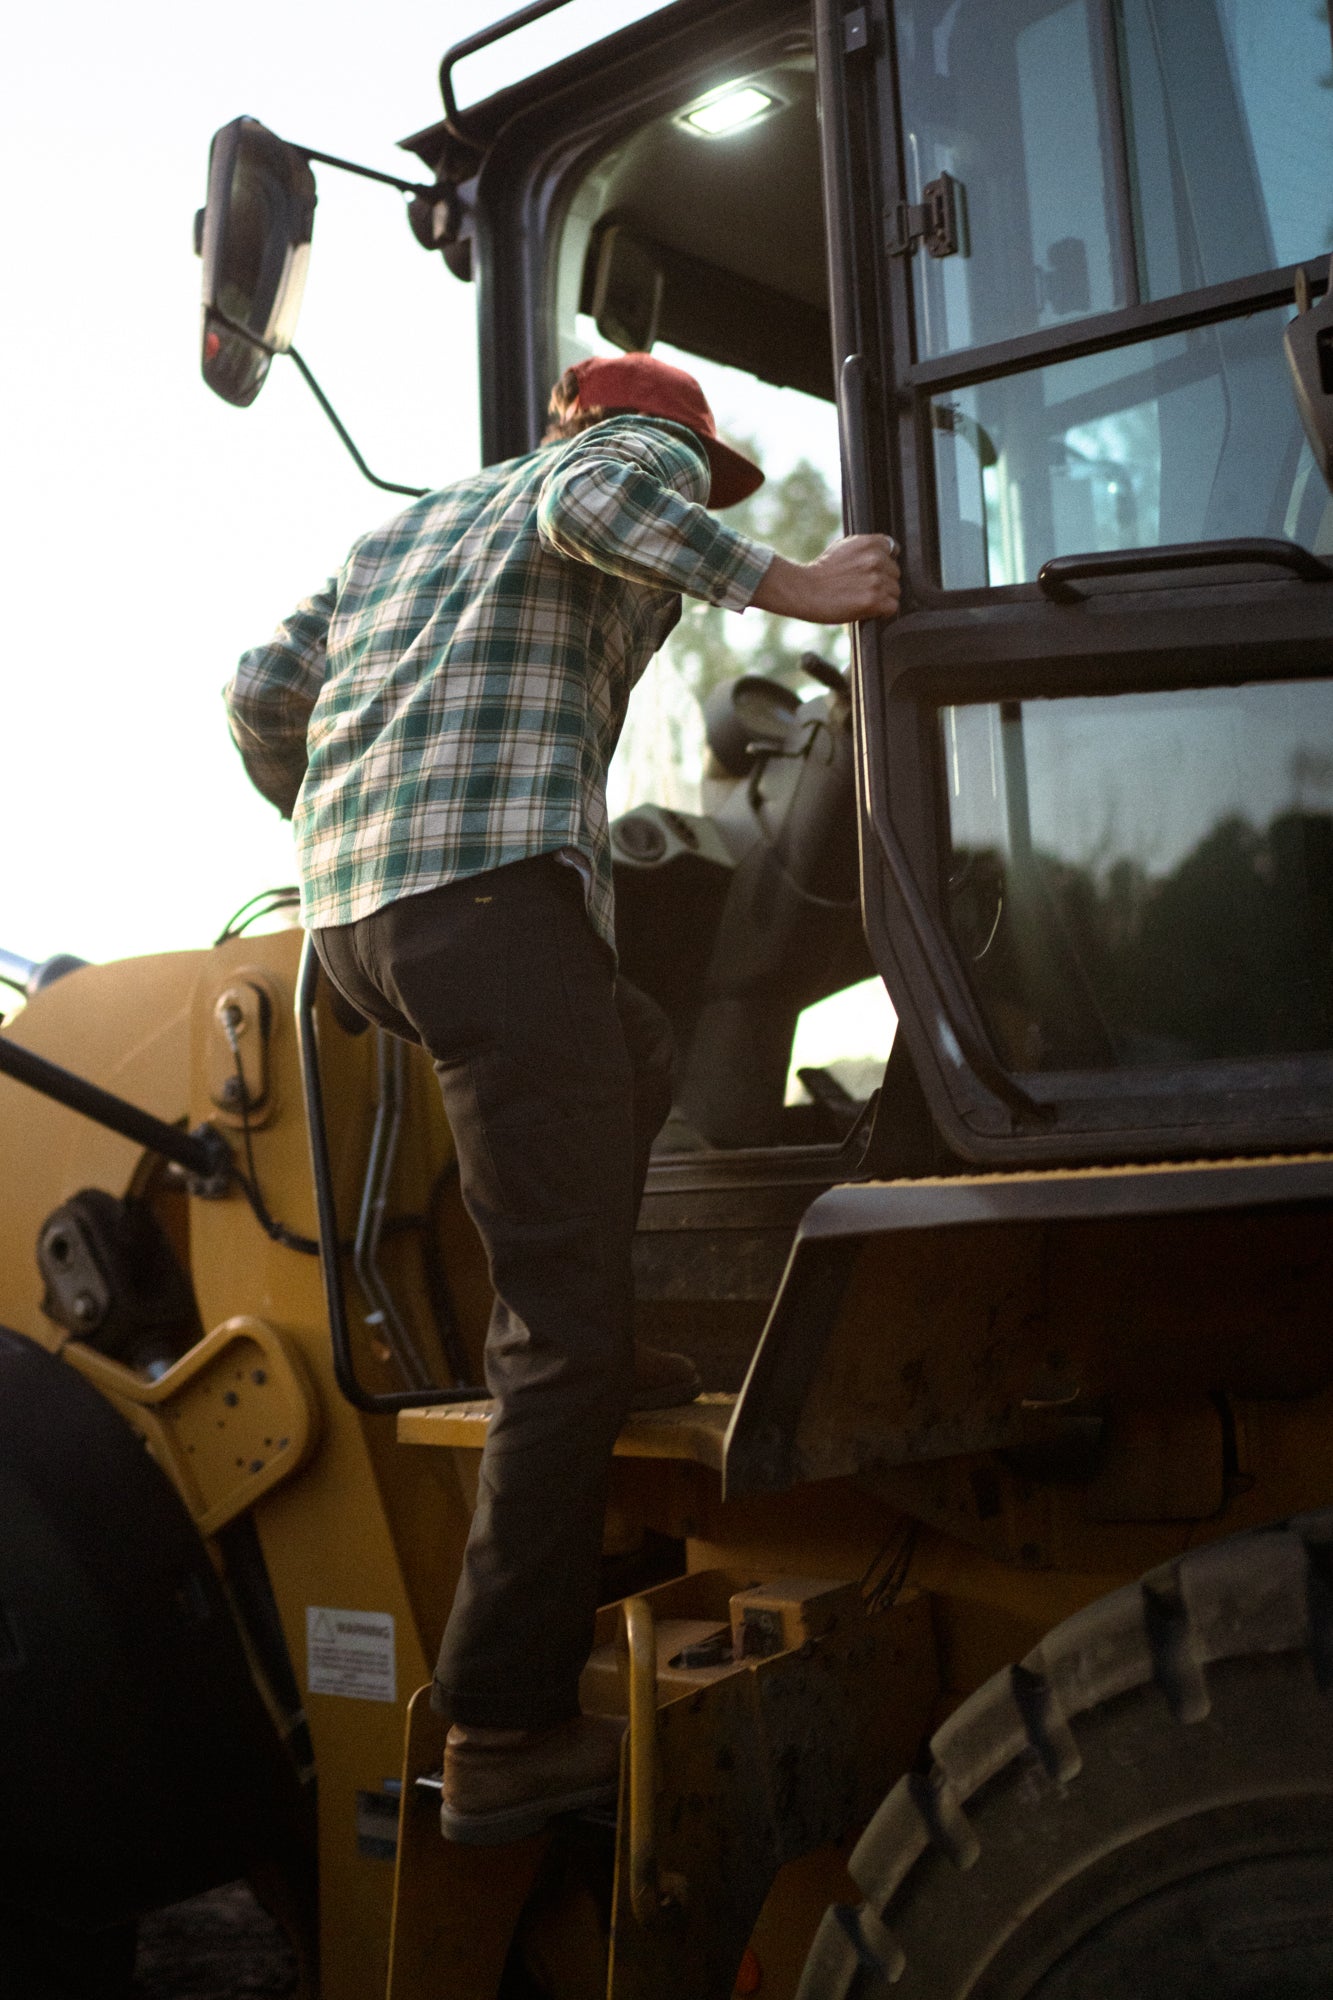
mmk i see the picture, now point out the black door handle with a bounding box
[1038,538,1333,601]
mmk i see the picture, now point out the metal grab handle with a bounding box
[1037,537,1333,602]
[295,938,484,1413]
[839,353,875,537]
[620,1596,688,1927]
[440,0,575,139]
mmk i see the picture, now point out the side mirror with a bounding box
[1285,259,1333,490]
[197,117,316,408]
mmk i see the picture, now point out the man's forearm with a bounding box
[749,536,901,624]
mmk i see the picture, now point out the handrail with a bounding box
[839,353,876,538]
[620,1595,688,1926]
[1038,538,1333,602]
[440,0,576,142]
[352,1031,435,1391]
[294,937,484,1414]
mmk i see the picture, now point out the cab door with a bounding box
[817,0,1333,1165]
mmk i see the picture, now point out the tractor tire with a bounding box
[796,1511,1333,1999]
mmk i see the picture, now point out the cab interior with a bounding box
[540,34,898,1172]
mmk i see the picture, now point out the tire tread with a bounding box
[796,1510,1333,1999]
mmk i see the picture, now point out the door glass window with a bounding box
[932,304,1325,587]
[1121,0,1333,297]
[896,0,1124,357]
[895,0,1333,362]
[941,680,1333,1069]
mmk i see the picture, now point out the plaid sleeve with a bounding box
[536,419,773,611]
[223,581,336,818]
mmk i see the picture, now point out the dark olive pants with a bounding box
[312,853,674,1727]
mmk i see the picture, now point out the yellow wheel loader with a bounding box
[5,1,1333,1994]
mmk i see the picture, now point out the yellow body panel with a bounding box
[4,927,1332,1996]
[397,1393,733,1470]
[64,1313,318,1534]
[0,951,200,1348]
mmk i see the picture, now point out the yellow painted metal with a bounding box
[386,1685,552,2000]
[0,951,199,1348]
[603,1572,938,2000]
[1,929,485,1998]
[398,1393,735,1470]
[62,1314,318,1534]
[206,968,280,1125]
[1226,1388,1333,1525]
[786,1173,1333,1490]
[1081,1397,1225,1520]
[6,913,1333,2000]
[870,1393,1333,1586]
[619,1595,687,1928]
[396,1401,494,1452]
[728,1576,861,1656]
[180,930,466,2000]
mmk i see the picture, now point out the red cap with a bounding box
[569,353,764,510]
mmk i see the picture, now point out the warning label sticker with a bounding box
[306,1606,397,1704]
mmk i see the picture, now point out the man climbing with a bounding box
[224,351,900,1843]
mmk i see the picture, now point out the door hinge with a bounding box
[888,171,963,258]
[843,6,870,54]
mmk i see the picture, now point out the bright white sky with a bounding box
[0,0,898,1096]
[0,0,687,968]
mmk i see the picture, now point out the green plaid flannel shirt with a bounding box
[224,417,772,951]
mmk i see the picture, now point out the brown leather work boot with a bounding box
[440,1713,625,1845]
[632,1340,702,1411]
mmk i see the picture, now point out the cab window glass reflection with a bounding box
[895,0,1122,358]
[895,0,1333,365]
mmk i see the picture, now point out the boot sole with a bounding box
[440,1775,619,1846]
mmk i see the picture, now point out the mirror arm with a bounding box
[287,348,429,499]
[294,144,438,202]
[205,298,428,499]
